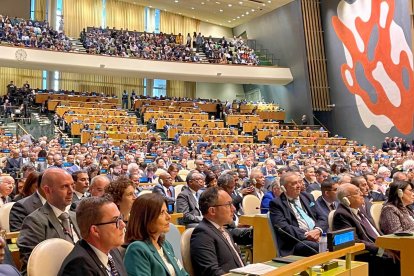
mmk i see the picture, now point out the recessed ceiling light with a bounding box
[174,0,179,2]
[191,7,195,9]
[268,0,272,3]
[239,1,243,5]
[219,9,223,12]
[262,3,266,6]
[228,20,231,22]
[251,9,255,12]
[215,1,221,4]
[237,16,240,18]
[245,11,249,15]
[201,2,205,4]
[149,5,152,8]
[241,14,244,17]
[228,4,232,7]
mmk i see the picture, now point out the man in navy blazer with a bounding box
[269,172,328,257]
[315,179,339,218]
[152,172,175,204]
[58,197,126,276]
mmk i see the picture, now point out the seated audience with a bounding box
[0,175,15,205]
[333,183,400,276]
[167,163,184,183]
[105,177,137,223]
[269,172,328,257]
[152,172,175,205]
[260,179,282,214]
[71,170,90,203]
[88,175,110,197]
[176,171,204,228]
[380,181,414,234]
[364,173,387,201]
[351,176,373,218]
[58,197,126,275]
[17,168,80,275]
[124,193,187,276]
[191,187,244,275]
[306,167,329,193]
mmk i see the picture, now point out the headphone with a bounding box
[341,197,351,207]
[159,178,164,185]
[398,189,404,199]
[280,185,287,193]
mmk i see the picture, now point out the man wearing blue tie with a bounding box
[269,172,328,257]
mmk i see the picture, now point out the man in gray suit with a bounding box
[17,168,81,276]
[176,171,204,228]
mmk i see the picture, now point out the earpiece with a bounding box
[341,197,351,207]
[251,178,257,185]
[280,185,287,193]
[159,178,164,185]
[398,189,404,199]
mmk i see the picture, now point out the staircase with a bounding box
[69,37,87,54]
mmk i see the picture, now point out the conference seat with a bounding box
[370,203,383,230]
[0,202,15,232]
[186,160,196,170]
[242,195,260,215]
[174,184,185,200]
[180,228,195,276]
[310,190,322,200]
[27,238,74,276]
[177,169,189,180]
[267,213,281,257]
[165,223,182,262]
[328,210,335,231]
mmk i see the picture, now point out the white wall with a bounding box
[199,22,233,38]
[196,83,244,101]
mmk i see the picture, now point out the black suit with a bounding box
[315,196,337,219]
[368,191,387,202]
[190,219,243,276]
[269,192,328,257]
[332,203,399,276]
[176,187,202,227]
[58,239,126,276]
[152,183,175,204]
[9,192,43,232]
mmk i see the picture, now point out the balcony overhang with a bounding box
[0,46,293,85]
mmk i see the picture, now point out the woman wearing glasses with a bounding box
[379,181,414,234]
[124,193,188,276]
[105,177,137,224]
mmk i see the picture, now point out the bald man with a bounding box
[17,168,81,275]
[0,176,14,205]
[152,172,175,205]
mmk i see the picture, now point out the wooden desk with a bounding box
[239,214,277,263]
[376,234,414,276]
[170,213,183,225]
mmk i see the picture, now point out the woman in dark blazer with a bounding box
[124,193,188,276]
[380,181,414,234]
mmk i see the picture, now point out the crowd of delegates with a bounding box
[80,27,260,65]
[0,15,72,51]
[0,131,413,275]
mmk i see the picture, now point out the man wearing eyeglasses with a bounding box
[58,197,127,276]
[191,187,244,275]
[315,179,339,218]
[333,184,400,276]
[17,168,81,276]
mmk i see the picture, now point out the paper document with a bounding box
[230,263,277,275]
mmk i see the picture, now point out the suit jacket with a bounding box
[269,192,328,257]
[9,192,43,232]
[260,167,277,176]
[124,240,187,276]
[368,191,387,202]
[176,187,202,227]
[152,184,175,204]
[58,239,126,276]
[17,202,80,275]
[306,182,321,193]
[221,162,234,171]
[315,196,337,218]
[260,191,275,214]
[190,219,243,276]
[332,203,380,255]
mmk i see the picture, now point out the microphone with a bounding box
[256,207,269,210]
[273,224,319,254]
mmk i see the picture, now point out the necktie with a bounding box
[167,188,172,198]
[292,200,315,230]
[330,203,336,211]
[219,227,244,267]
[59,212,73,242]
[358,211,379,240]
[108,256,120,276]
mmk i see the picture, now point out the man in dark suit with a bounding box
[269,172,328,257]
[17,168,81,275]
[71,170,89,203]
[176,171,204,228]
[191,187,244,275]
[5,149,22,179]
[9,186,45,232]
[351,176,373,218]
[306,167,329,193]
[364,173,387,202]
[221,154,236,171]
[58,197,126,276]
[333,184,399,276]
[315,179,338,219]
[152,172,175,205]
[261,158,277,176]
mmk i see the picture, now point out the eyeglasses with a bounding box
[212,201,233,208]
[94,215,124,229]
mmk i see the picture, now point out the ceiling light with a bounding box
[215,1,221,4]
[246,12,249,15]
[219,9,223,12]
[251,9,255,12]
[191,7,195,9]
[201,2,205,4]
[241,14,244,17]
[174,0,179,2]
[268,0,272,3]
[237,16,240,18]
[262,3,266,6]
[228,20,231,22]
[228,4,232,7]
[239,1,243,4]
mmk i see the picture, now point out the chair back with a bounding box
[137,190,152,197]
[310,190,322,200]
[178,170,189,180]
[166,223,182,263]
[0,202,15,232]
[370,203,383,230]
[27,238,74,276]
[328,210,335,231]
[174,184,185,199]
[180,228,195,276]
[242,195,260,215]
[186,160,195,170]
[267,213,281,257]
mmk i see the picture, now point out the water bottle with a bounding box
[319,232,327,253]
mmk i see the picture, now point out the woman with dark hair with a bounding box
[380,181,414,234]
[105,176,136,223]
[167,163,184,183]
[13,171,39,201]
[204,170,218,188]
[86,164,100,179]
[124,193,188,276]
